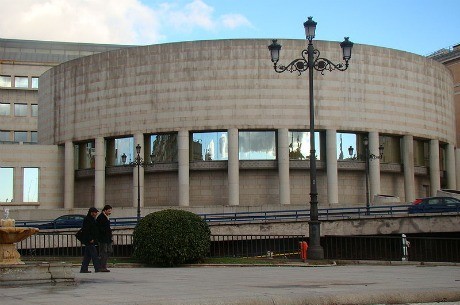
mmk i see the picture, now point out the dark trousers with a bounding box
[99,242,112,270]
[80,243,101,272]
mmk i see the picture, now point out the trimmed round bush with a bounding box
[133,209,211,266]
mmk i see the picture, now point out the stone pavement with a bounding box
[0,264,460,305]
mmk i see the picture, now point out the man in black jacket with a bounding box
[97,204,113,272]
[80,207,104,273]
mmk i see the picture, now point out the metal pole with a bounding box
[137,154,141,223]
[307,39,324,260]
[365,145,370,214]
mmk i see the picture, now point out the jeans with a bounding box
[80,243,101,272]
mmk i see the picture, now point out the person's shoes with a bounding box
[96,269,110,272]
[80,270,91,273]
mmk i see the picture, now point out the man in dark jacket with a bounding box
[80,207,104,273]
[97,204,113,272]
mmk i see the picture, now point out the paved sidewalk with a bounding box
[1,264,460,305]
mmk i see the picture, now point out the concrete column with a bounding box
[278,128,290,205]
[178,130,189,206]
[132,134,144,210]
[228,128,239,206]
[106,139,116,166]
[95,137,105,209]
[456,148,460,190]
[402,135,415,202]
[429,139,441,196]
[369,132,381,201]
[78,144,89,169]
[64,141,75,209]
[446,143,456,189]
[14,167,23,203]
[326,129,338,206]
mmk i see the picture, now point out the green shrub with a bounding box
[133,209,211,267]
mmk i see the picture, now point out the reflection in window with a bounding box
[239,131,276,160]
[150,133,177,163]
[23,168,39,202]
[0,103,10,115]
[337,132,357,160]
[0,76,11,87]
[31,77,39,89]
[413,139,429,166]
[14,103,27,116]
[31,131,38,143]
[14,131,28,142]
[0,167,14,202]
[115,137,134,165]
[379,135,401,164]
[288,131,320,160]
[0,131,10,142]
[31,104,38,117]
[14,76,29,88]
[191,131,228,161]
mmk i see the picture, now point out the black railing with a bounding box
[17,232,460,262]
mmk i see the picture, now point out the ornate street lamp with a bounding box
[363,137,384,213]
[121,144,155,223]
[268,17,353,260]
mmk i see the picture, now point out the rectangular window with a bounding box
[239,131,276,160]
[150,133,178,163]
[14,76,29,88]
[31,131,38,143]
[31,104,38,117]
[288,131,321,160]
[14,131,28,142]
[0,103,10,115]
[31,77,39,89]
[14,103,28,116]
[0,167,14,202]
[190,131,228,161]
[23,168,39,202]
[0,75,12,87]
[337,132,357,160]
[0,131,10,142]
[114,137,134,165]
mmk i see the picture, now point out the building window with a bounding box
[150,133,178,163]
[14,131,28,142]
[379,135,401,164]
[113,137,134,165]
[31,104,38,117]
[0,75,12,87]
[14,103,28,116]
[31,77,39,89]
[23,168,39,202]
[288,131,321,160]
[31,131,38,143]
[413,139,429,167]
[337,132,357,160]
[0,167,14,202]
[239,131,276,160]
[14,76,29,88]
[0,103,10,116]
[190,131,228,161]
[0,131,10,142]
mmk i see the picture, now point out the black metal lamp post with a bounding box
[268,17,353,260]
[363,137,384,213]
[121,144,155,223]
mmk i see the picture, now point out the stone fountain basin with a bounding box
[0,227,39,244]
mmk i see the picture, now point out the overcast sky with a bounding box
[0,0,459,55]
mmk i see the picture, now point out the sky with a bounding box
[0,0,459,56]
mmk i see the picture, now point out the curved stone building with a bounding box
[35,39,456,211]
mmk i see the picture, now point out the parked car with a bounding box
[36,214,85,229]
[408,197,460,214]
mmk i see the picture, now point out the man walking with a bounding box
[97,204,113,272]
[80,207,103,273]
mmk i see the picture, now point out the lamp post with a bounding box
[363,137,384,213]
[121,144,155,223]
[268,17,353,260]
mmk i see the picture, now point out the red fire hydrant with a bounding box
[299,241,308,262]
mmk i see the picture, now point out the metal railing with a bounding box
[17,232,460,262]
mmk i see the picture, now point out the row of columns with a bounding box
[62,130,457,209]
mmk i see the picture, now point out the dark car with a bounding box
[36,214,85,229]
[408,197,460,214]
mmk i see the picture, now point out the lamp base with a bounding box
[308,220,324,260]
